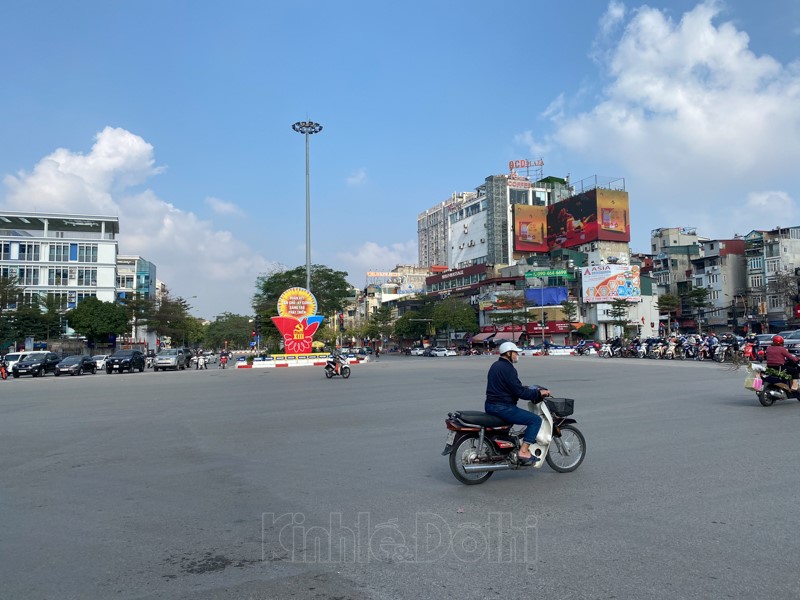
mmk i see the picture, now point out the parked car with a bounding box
[55,355,97,376]
[154,348,185,371]
[430,347,448,357]
[3,351,30,372]
[106,349,145,373]
[445,348,458,357]
[93,354,110,370]
[409,348,424,356]
[12,351,61,378]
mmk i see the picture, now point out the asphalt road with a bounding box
[1,355,799,600]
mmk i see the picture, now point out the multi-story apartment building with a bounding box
[650,227,706,324]
[116,255,156,301]
[0,211,119,308]
[744,227,800,332]
[417,172,572,270]
[690,239,746,330]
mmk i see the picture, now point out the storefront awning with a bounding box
[471,332,496,342]
[493,331,522,342]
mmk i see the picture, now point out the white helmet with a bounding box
[498,341,522,355]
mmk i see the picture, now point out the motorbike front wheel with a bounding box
[449,436,494,485]
[341,366,351,379]
[546,425,586,473]
[325,368,333,379]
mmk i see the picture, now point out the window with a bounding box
[766,258,780,273]
[17,267,39,285]
[77,244,98,263]
[695,278,703,287]
[0,242,9,260]
[18,243,40,261]
[48,268,69,286]
[77,268,97,287]
[750,274,763,288]
[49,243,70,262]
[76,292,96,303]
[768,295,782,309]
[748,257,763,270]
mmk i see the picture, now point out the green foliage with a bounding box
[576,323,597,338]
[393,309,432,341]
[607,298,631,329]
[67,297,130,343]
[205,312,253,350]
[492,292,527,329]
[148,293,193,342]
[655,293,680,314]
[432,298,478,341]
[560,299,578,324]
[367,304,394,342]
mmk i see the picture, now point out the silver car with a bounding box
[153,348,185,371]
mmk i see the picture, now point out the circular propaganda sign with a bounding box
[277,287,318,319]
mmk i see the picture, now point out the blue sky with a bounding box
[1,0,798,318]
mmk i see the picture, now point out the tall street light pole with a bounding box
[292,120,323,292]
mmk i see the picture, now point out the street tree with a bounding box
[432,298,478,346]
[366,304,394,347]
[119,293,156,341]
[148,292,193,345]
[67,297,130,345]
[393,309,432,346]
[684,287,711,334]
[608,298,631,337]
[655,293,681,336]
[767,272,798,320]
[493,291,527,333]
[205,313,253,350]
[0,275,23,348]
[560,299,579,345]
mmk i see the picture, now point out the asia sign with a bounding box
[582,264,641,303]
[270,287,325,354]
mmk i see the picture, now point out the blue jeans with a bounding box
[485,402,542,444]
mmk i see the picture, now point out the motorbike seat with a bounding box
[454,411,511,427]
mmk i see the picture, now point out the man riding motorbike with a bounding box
[765,335,800,391]
[485,342,550,465]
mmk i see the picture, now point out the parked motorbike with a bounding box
[442,395,586,485]
[750,363,800,406]
[324,355,351,379]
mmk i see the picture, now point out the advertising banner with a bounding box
[582,264,641,303]
[513,205,548,252]
[547,189,630,249]
[270,287,325,354]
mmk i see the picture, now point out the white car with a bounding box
[410,348,425,356]
[93,354,110,370]
[445,348,458,357]
[3,352,30,371]
[431,347,448,357]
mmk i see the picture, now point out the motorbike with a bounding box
[219,355,228,369]
[442,395,586,485]
[195,355,207,370]
[324,355,351,379]
[574,340,595,356]
[750,363,800,406]
[743,342,763,362]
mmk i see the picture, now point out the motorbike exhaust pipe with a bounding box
[462,463,512,473]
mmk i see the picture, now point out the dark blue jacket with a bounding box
[485,357,543,406]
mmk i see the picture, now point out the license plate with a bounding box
[445,431,455,445]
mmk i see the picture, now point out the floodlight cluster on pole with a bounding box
[291,120,323,292]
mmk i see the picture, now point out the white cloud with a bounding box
[335,241,418,284]
[1,127,277,317]
[346,168,367,187]
[205,196,244,216]
[545,0,800,242]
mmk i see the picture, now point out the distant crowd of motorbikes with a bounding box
[577,333,763,363]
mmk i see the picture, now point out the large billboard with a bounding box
[512,205,548,252]
[582,264,641,303]
[547,189,629,249]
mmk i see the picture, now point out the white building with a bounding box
[0,211,119,308]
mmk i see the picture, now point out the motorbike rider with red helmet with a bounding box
[765,335,800,390]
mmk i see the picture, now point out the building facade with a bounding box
[0,211,119,308]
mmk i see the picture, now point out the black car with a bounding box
[55,355,98,376]
[12,351,61,378]
[106,349,145,373]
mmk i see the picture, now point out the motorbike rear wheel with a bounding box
[449,436,494,485]
[757,389,776,407]
[546,425,586,473]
